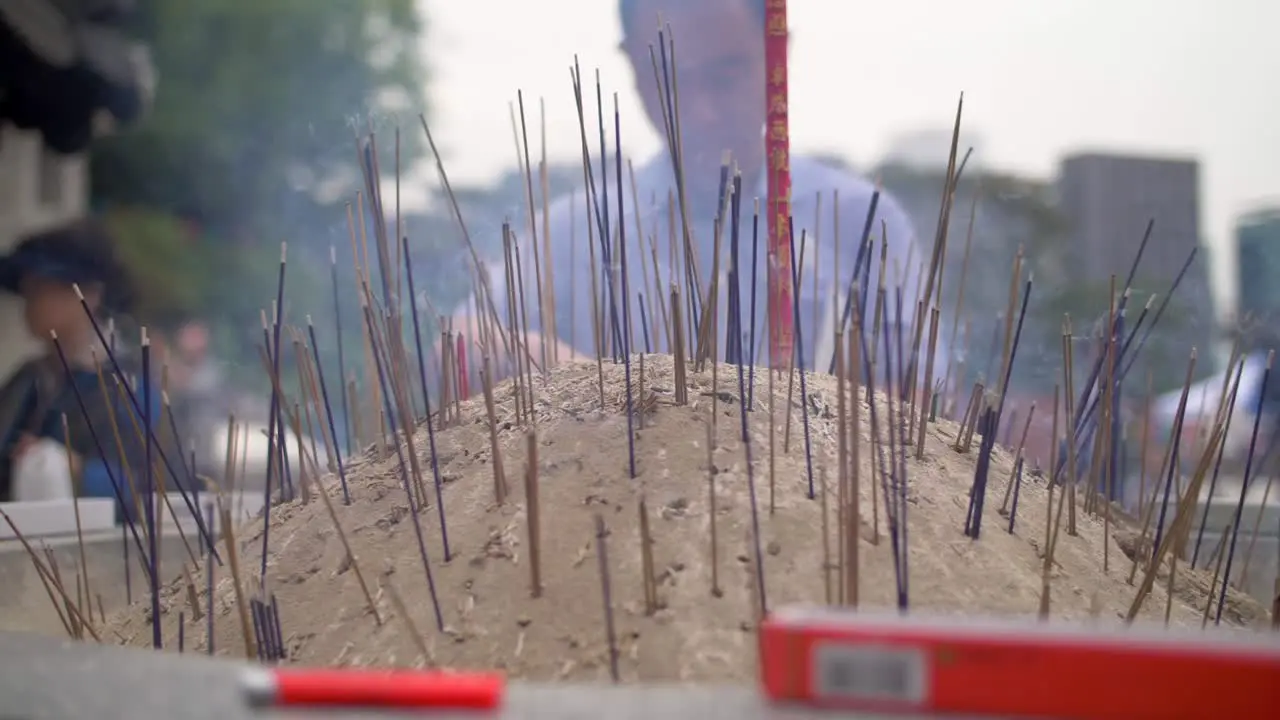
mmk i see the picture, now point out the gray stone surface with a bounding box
[0,631,966,720]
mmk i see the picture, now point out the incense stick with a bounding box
[1215,351,1274,624]
[360,292,446,632]
[594,514,620,683]
[524,430,543,598]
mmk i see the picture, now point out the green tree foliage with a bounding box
[87,0,431,386]
[92,0,427,240]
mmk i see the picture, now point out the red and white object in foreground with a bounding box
[760,605,1280,719]
[242,668,504,710]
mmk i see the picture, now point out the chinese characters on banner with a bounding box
[764,0,792,369]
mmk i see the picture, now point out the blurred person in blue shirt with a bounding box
[452,0,937,380]
[0,219,167,525]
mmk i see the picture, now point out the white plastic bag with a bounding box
[12,438,74,502]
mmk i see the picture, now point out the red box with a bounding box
[760,605,1280,719]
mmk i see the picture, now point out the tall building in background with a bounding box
[1057,152,1203,282]
[1235,205,1280,326]
[1055,152,1216,381]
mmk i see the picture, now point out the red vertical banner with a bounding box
[764,0,793,370]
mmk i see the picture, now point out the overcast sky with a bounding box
[418,0,1279,316]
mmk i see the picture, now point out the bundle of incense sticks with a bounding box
[7,7,1270,689]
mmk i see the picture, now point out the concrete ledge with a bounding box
[0,631,953,720]
[1,491,266,541]
[0,499,116,540]
[0,491,266,635]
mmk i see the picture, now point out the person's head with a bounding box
[0,218,134,352]
[619,0,769,192]
[176,321,210,363]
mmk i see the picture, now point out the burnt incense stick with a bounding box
[736,302,768,619]
[160,381,195,494]
[89,352,146,530]
[370,297,435,516]
[847,324,865,598]
[1126,351,1196,586]
[60,414,92,629]
[964,407,997,539]
[400,236,452,561]
[259,244,289,585]
[748,199,761,409]
[511,234,538,418]
[420,115,529,379]
[594,72,619,360]
[568,63,621,366]
[29,546,73,638]
[1202,516,1234,627]
[885,299,910,608]
[1006,453,1026,530]
[205,500,215,655]
[501,228,526,422]
[834,191,882,373]
[270,594,285,661]
[903,98,965,396]
[915,305,942,459]
[993,274,1033,438]
[42,547,78,639]
[1216,350,1274,625]
[524,430,543,598]
[613,94,638,481]
[379,574,432,664]
[69,288,218,561]
[361,293,446,632]
[999,402,1038,514]
[305,318,352,504]
[820,463,833,604]
[516,92,549,370]
[112,372,200,568]
[638,295,652,354]
[638,497,657,614]
[671,285,688,405]
[786,221,816,499]
[288,397,312,506]
[706,420,721,597]
[249,598,267,661]
[1128,410,1226,622]
[1059,318,1080,536]
[480,358,509,504]
[834,327,850,589]
[1237,461,1279,595]
[122,522,130,606]
[0,511,98,640]
[1040,379,1065,618]
[1152,350,1200,556]
[1009,396,1046,535]
[258,346,381,627]
[1193,359,1247,568]
[646,36,703,331]
[626,161,654,355]
[594,514,620,683]
[138,329,160,649]
[180,562,202,622]
[1061,246,1184,470]
[648,235,670,356]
